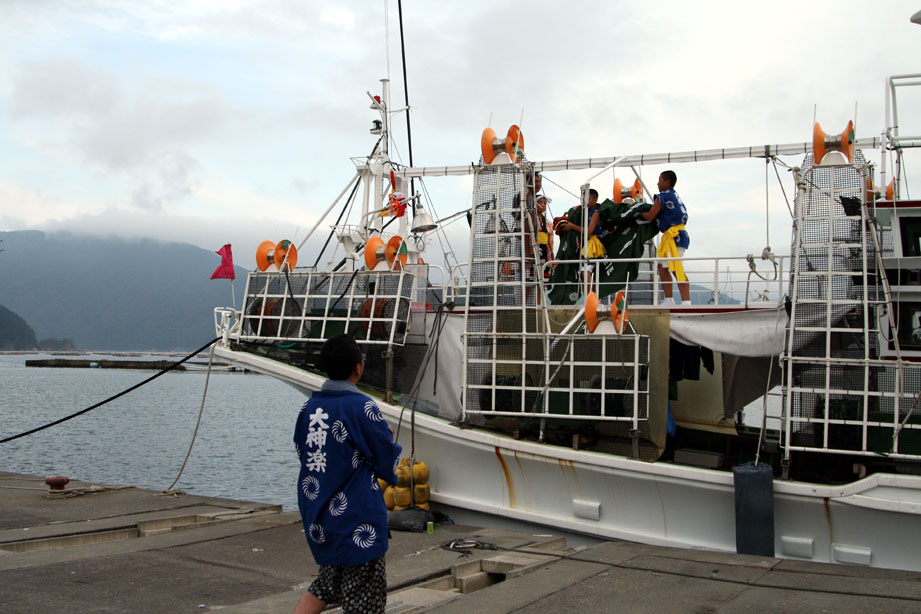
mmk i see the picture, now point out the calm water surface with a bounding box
[0,353,307,509]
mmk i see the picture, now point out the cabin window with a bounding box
[896,302,921,350]
[898,216,921,257]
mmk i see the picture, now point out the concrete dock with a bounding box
[3,471,921,613]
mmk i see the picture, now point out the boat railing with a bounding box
[543,254,789,307]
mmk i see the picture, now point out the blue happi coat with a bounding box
[655,188,690,249]
[294,380,402,566]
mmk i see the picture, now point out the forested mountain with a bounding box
[0,231,247,351]
[0,303,38,350]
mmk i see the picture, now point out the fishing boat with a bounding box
[211,73,921,572]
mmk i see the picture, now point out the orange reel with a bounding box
[256,240,277,271]
[385,236,408,270]
[585,292,599,333]
[274,240,297,271]
[480,124,525,164]
[611,291,628,333]
[613,178,643,204]
[364,236,385,270]
[813,120,854,164]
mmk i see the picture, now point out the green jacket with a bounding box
[547,199,658,305]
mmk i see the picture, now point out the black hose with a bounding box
[1,338,220,444]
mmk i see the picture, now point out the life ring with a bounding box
[359,298,390,339]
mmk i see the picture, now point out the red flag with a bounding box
[210,244,235,280]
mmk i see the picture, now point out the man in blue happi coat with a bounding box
[294,334,402,614]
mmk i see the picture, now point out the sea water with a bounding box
[0,353,307,509]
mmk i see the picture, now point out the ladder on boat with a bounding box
[782,148,921,472]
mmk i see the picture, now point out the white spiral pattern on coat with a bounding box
[352,523,376,549]
[331,420,348,443]
[351,449,363,469]
[371,474,380,491]
[301,475,320,501]
[329,492,348,516]
[294,442,301,458]
[364,400,383,422]
[308,524,326,543]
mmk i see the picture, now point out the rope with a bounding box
[162,343,216,495]
[0,338,220,444]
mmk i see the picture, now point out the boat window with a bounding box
[896,302,921,350]
[899,216,921,257]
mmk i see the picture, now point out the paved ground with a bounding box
[2,471,921,613]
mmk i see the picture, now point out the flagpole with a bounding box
[230,278,236,311]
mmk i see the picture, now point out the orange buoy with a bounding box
[364,236,385,270]
[887,179,894,201]
[274,240,297,271]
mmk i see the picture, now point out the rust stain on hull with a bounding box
[495,447,517,508]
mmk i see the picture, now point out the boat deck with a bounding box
[3,471,920,613]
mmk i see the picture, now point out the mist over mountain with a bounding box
[0,231,247,351]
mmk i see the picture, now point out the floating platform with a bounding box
[2,471,920,613]
[23,358,243,371]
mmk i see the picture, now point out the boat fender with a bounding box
[732,462,775,557]
[383,486,396,510]
[413,483,430,504]
[393,486,413,508]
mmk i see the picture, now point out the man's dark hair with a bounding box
[588,188,599,199]
[321,334,363,380]
[661,170,677,188]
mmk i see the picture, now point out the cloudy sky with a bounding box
[1,1,920,271]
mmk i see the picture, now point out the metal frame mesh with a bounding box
[462,163,650,426]
[782,152,921,459]
[240,269,415,345]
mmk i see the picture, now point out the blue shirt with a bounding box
[655,189,689,249]
[294,380,402,566]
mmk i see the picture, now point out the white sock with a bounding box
[681,300,692,305]
[661,297,675,305]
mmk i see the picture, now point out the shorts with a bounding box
[308,555,387,614]
[658,247,686,265]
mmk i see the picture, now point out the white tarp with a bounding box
[669,306,787,357]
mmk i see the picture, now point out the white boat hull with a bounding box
[215,344,921,572]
